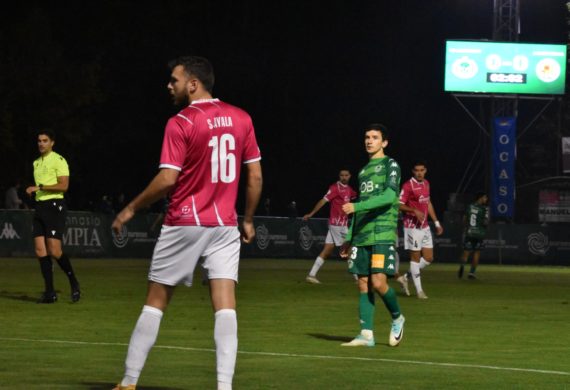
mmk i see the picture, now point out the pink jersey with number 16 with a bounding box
[159,98,261,227]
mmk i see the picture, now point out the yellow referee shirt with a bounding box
[33,151,69,201]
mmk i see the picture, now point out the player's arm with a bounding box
[428,201,443,235]
[241,161,263,244]
[27,176,70,195]
[344,187,397,214]
[112,168,179,234]
[303,198,328,220]
[340,216,355,259]
[399,203,425,221]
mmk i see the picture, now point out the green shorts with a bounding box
[347,243,396,276]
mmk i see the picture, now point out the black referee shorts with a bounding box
[33,199,67,240]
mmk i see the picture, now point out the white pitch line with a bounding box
[1,337,569,377]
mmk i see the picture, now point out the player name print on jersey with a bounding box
[207,116,233,129]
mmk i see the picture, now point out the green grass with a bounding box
[0,258,569,389]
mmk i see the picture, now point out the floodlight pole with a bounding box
[492,0,520,118]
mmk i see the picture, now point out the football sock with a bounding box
[470,265,477,274]
[38,256,54,292]
[215,309,237,386]
[380,287,401,319]
[55,253,79,287]
[309,257,325,277]
[419,257,431,270]
[359,292,375,331]
[410,261,423,293]
[122,305,163,386]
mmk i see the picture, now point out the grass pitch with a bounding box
[0,258,569,389]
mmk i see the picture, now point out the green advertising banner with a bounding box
[444,40,567,95]
[1,211,569,265]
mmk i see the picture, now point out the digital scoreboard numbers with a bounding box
[444,40,566,95]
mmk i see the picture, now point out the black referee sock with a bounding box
[55,253,79,288]
[38,256,54,293]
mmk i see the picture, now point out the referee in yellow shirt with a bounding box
[26,129,80,303]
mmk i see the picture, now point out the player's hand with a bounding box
[302,214,311,221]
[241,220,256,243]
[112,205,135,235]
[413,209,425,221]
[342,203,355,215]
[339,242,351,259]
[25,186,38,196]
[436,225,444,236]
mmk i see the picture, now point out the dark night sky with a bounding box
[1,1,566,218]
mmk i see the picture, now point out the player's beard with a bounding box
[171,90,189,106]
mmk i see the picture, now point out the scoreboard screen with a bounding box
[444,40,567,95]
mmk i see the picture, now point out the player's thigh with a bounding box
[347,245,372,275]
[420,227,434,249]
[370,243,397,277]
[46,238,63,258]
[202,227,241,282]
[404,228,423,251]
[34,236,47,257]
[326,225,347,246]
[210,278,236,311]
[42,200,67,241]
[149,226,209,287]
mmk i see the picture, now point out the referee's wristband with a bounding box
[434,220,441,228]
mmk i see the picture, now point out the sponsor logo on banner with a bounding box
[491,117,516,218]
[64,214,103,248]
[0,223,21,239]
[527,232,549,255]
[112,225,129,248]
[256,225,270,250]
[298,225,314,250]
[111,225,155,249]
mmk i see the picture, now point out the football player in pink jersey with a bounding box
[397,160,443,299]
[303,169,357,284]
[111,56,262,390]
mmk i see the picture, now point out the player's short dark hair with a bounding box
[475,191,487,201]
[364,123,389,141]
[37,128,55,141]
[412,159,427,168]
[169,56,215,93]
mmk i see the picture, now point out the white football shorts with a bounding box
[325,225,348,246]
[403,226,433,251]
[149,225,241,287]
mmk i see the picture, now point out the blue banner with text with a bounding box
[491,117,516,218]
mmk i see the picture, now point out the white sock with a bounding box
[218,382,232,390]
[309,257,325,277]
[409,261,423,293]
[419,257,431,270]
[215,309,237,386]
[122,305,163,386]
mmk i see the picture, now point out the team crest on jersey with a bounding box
[181,206,190,214]
[375,165,383,172]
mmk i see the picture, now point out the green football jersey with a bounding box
[346,156,401,246]
[465,203,489,239]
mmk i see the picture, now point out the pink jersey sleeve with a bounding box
[159,117,191,170]
[323,184,337,201]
